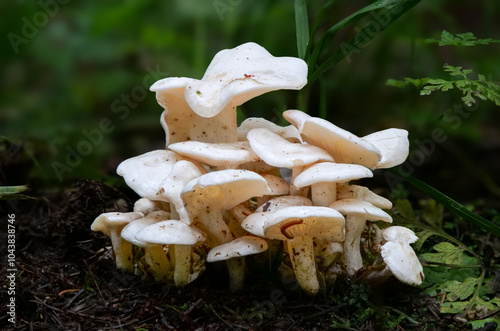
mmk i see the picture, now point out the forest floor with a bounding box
[1,179,480,331]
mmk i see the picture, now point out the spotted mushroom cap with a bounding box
[207,236,268,262]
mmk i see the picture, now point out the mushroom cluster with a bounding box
[92,42,424,295]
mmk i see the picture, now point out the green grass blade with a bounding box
[295,0,310,59]
[309,0,421,82]
[389,169,500,237]
[0,185,29,195]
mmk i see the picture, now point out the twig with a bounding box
[211,307,238,331]
[83,259,107,305]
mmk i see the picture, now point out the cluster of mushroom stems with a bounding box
[92,43,424,295]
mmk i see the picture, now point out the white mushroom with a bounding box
[155,160,205,224]
[283,110,382,169]
[181,169,271,246]
[237,117,302,142]
[91,212,143,271]
[168,141,258,170]
[120,211,172,281]
[243,206,345,295]
[247,128,333,195]
[151,42,307,145]
[136,220,206,286]
[362,128,410,169]
[337,185,393,209]
[116,150,188,200]
[133,198,170,215]
[256,174,290,207]
[379,226,424,286]
[207,236,268,291]
[293,163,373,206]
[329,199,392,275]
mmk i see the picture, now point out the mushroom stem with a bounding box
[198,207,233,246]
[226,257,246,291]
[144,244,172,281]
[310,182,336,207]
[173,245,193,286]
[286,236,319,295]
[290,166,308,196]
[109,228,134,272]
[342,216,367,275]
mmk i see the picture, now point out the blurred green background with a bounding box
[1,0,499,205]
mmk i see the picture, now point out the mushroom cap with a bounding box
[207,236,268,262]
[260,174,290,196]
[168,141,258,168]
[91,212,144,236]
[133,198,170,215]
[117,150,188,199]
[329,199,393,223]
[151,42,307,119]
[238,117,302,142]
[382,226,418,244]
[362,128,409,169]
[255,195,313,213]
[264,206,345,241]
[337,185,393,209]
[282,109,311,132]
[381,241,424,286]
[362,128,410,169]
[136,220,206,245]
[247,128,333,168]
[181,169,271,212]
[243,196,313,237]
[284,110,382,169]
[121,211,170,246]
[156,160,205,224]
[293,163,373,188]
[243,206,344,241]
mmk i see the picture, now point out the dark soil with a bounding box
[0,179,474,331]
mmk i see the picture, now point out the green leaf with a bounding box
[309,0,421,82]
[422,242,465,265]
[427,30,500,46]
[294,0,310,59]
[444,277,479,301]
[388,169,500,237]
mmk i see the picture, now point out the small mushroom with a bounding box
[256,174,290,207]
[181,169,271,246]
[247,128,333,195]
[243,206,345,295]
[155,160,205,223]
[329,199,392,275]
[133,198,170,215]
[377,226,424,286]
[337,185,393,209]
[293,162,373,206]
[116,150,188,200]
[136,220,206,286]
[168,141,258,170]
[207,236,268,291]
[91,212,143,271]
[362,128,409,169]
[120,211,172,281]
[237,117,302,142]
[283,110,382,169]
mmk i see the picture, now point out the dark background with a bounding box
[1,0,499,205]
